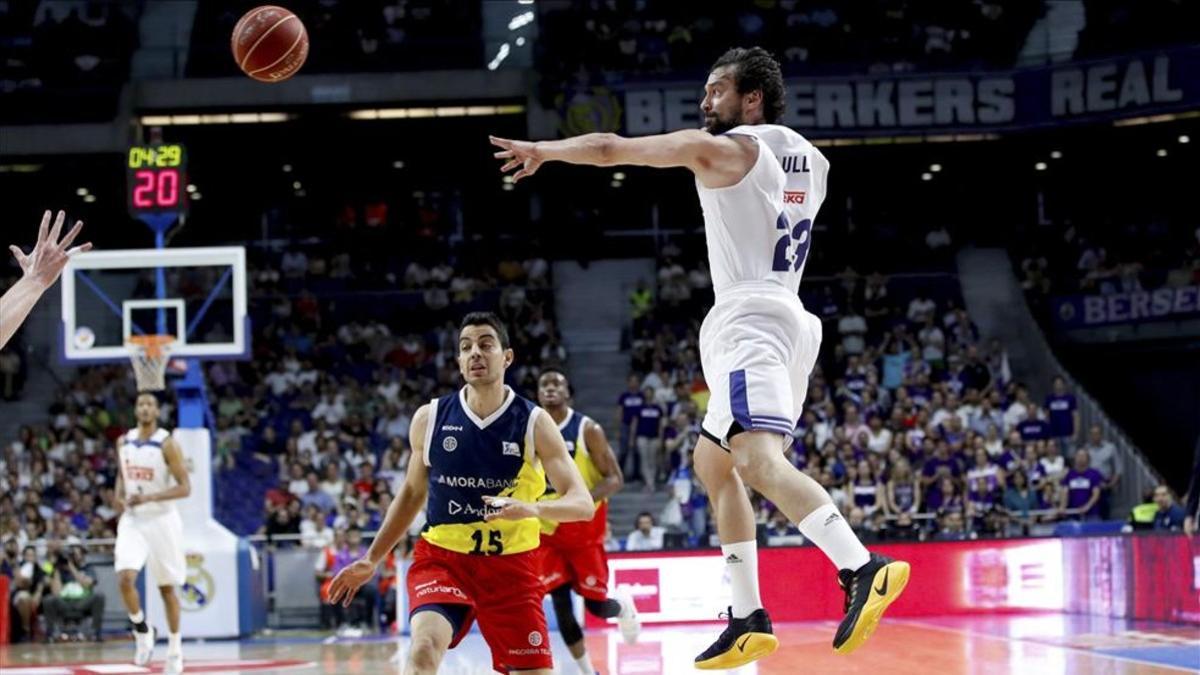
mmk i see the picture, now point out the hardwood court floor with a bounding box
[2,613,1196,674]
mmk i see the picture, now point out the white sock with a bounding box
[798,504,871,572]
[129,610,144,624]
[574,652,596,675]
[721,540,763,619]
[168,632,182,655]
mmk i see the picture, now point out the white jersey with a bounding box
[695,124,829,300]
[119,427,177,518]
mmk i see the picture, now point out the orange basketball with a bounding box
[231,5,309,83]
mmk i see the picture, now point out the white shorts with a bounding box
[699,286,822,448]
[114,509,186,587]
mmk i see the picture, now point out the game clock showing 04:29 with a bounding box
[126,144,188,217]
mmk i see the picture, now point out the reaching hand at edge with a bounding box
[490,136,544,183]
[1,210,92,350]
[9,210,91,288]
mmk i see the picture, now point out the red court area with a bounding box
[2,615,1196,674]
[4,535,1197,674]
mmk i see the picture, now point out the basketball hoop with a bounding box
[127,335,175,392]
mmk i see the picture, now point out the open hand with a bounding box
[328,558,377,607]
[490,136,543,183]
[9,210,91,289]
[482,495,538,521]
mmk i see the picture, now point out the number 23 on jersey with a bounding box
[772,212,813,272]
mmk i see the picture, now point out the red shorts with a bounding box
[407,539,551,673]
[539,536,610,601]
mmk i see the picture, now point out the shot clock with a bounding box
[126,144,188,217]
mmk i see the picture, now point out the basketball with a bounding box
[231,5,308,82]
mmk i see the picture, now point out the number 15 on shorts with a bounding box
[470,529,503,555]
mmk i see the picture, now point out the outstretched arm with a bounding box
[1,210,91,349]
[490,130,757,188]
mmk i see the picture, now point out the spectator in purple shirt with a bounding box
[921,441,961,494]
[615,374,645,478]
[1017,408,1051,442]
[1059,450,1104,520]
[1044,376,1080,452]
[633,387,665,491]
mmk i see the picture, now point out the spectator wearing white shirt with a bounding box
[312,392,346,426]
[982,424,1004,457]
[300,505,334,549]
[374,371,401,404]
[917,316,945,366]
[864,415,892,454]
[264,362,297,396]
[907,292,936,323]
[641,361,670,395]
[838,306,868,356]
[1038,441,1066,483]
[297,419,329,455]
[319,462,347,502]
[294,359,319,387]
[625,512,665,551]
[286,463,310,497]
[1003,387,1032,429]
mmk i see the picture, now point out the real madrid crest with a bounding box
[181,552,216,612]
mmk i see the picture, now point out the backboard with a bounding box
[60,246,248,363]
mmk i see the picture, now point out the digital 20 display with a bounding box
[126,144,188,217]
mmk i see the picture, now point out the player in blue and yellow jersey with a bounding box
[328,312,594,675]
[536,369,640,675]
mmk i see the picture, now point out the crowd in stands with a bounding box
[187,0,482,78]
[0,0,140,123]
[0,360,135,642]
[1016,219,1200,307]
[606,247,1187,551]
[537,0,1040,103]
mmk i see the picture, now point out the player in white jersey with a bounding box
[114,392,191,674]
[491,47,909,669]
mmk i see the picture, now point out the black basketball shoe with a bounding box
[694,606,779,670]
[833,552,910,654]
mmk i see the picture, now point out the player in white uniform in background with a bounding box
[492,47,909,669]
[115,392,191,674]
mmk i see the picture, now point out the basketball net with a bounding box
[127,335,175,392]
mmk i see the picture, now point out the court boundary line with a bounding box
[895,619,1200,674]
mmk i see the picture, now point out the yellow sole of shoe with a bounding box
[695,632,779,670]
[834,561,911,655]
